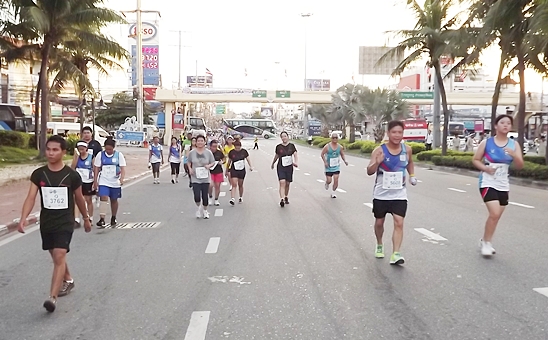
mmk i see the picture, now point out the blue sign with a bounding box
[463,121,475,130]
[308,125,322,136]
[116,130,145,142]
[131,45,160,86]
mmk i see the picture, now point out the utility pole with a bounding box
[433,70,441,149]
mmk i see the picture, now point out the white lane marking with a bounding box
[219,192,226,197]
[184,311,211,340]
[417,180,423,183]
[336,188,347,193]
[509,202,535,209]
[205,237,220,254]
[448,188,466,193]
[221,182,228,186]
[317,179,325,183]
[533,287,548,298]
[214,209,223,217]
[349,164,355,167]
[304,172,311,176]
[414,228,448,241]
[364,203,373,208]
[295,168,300,171]
[0,225,40,248]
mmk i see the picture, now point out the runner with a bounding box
[71,141,95,224]
[93,137,126,227]
[472,114,524,256]
[209,140,226,206]
[253,136,259,150]
[366,120,417,265]
[149,136,164,184]
[270,131,298,207]
[188,135,216,219]
[223,136,235,191]
[227,140,253,205]
[321,131,349,198]
[184,137,197,188]
[169,137,182,184]
[78,126,103,210]
[18,135,92,313]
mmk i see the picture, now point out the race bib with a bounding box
[210,161,219,171]
[487,163,509,181]
[400,154,407,162]
[42,187,68,210]
[329,157,340,167]
[102,165,117,179]
[196,167,209,179]
[281,156,293,167]
[234,160,245,171]
[382,172,403,190]
[76,168,91,180]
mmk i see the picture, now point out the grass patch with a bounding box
[0,146,72,168]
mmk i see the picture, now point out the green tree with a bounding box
[331,84,369,143]
[379,0,471,155]
[361,88,410,143]
[95,92,154,130]
[5,0,126,156]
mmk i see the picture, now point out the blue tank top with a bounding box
[170,145,180,158]
[483,137,515,165]
[151,144,161,158]
[76,153,93,182]
[325,144,341,172]
[101,151,121,177]
[479,137,515,191]
[373,143,408,200]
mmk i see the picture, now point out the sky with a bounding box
[93,0,545,97]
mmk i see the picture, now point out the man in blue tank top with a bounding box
[321,131,348,198]
[472,114,524,257]
[366,121,418,265]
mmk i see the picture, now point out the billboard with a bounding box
[358,46,403,75]
[260,107,274,117]
[306,79,330,91]
[186,76,213,85]
[129,21,160,86]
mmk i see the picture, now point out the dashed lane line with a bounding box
[414,228,448,241]
[509,202,535,209]
[336,188,347,193]
[448,188,466,193]
[214,209,224,217]
[304,173,311,176]
[219,192,227,197]
[533,287,548,298]
[205,237,220,254]
[183,311,210,340]
[317,179,325,183]
[364,203,373,208]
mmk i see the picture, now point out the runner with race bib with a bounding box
[71,141,95,224]
[271,131,298,207]
[321,131,349,198]
[367,121,417,265]
[473,114,524,257]
[188,135,216,219]
[227,140,253,206]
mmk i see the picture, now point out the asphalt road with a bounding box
[0,139,547,340]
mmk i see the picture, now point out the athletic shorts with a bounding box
[277,167,294,182]
[81,182,96,196]
[372,199,408,218]
[230,169,246,180]
[98,185,122,199]
[325,171,341,177]
[211,172,224,183]
[480,187,509,206]
[41,230,73,252]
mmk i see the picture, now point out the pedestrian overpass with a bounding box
[155,88,522,143]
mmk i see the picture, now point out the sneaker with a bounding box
[203,211,210,219]
[214,200,220,206]
[96,218,105,228]
[196,209,202,218]
[375,245,385,258]
[284,197,289,205]
[331,193,337,198]
[324,182,329,190]
[238,197,243,204]
[479,239,496,256]
[229,198,235,206]
[58,280,74,297]
[171,179,175,184]
[390,252,405,265]
[176,179,179,183]
[43,297,56,313]
[110,217,117,226]
[280,199,285,208]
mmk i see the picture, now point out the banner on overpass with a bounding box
[306,79,330,91]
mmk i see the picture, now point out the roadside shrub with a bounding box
[431,155,548,180]
[347,141,364,150]
[318,140,330,148]
[406,142,426,154]
[524,155,547,165]
[0,131,31,148]
[360,141,378,154]
[312,137,329,146]
[66,136,79,155]
[28,134,37,148]
[417,149,475,161]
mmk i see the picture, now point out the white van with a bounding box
[46,122,111,145]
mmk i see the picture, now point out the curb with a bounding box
[0,160,73,187]
[0,166,164,239]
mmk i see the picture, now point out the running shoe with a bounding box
[280,199,285,208]
[58,280,74,297]
[110,216,117,226]
[229,198,235,206]
[239,197,243,204]
[214,200,220,206]
[96,218,106,228]
[284,197,289,205]
[195,209,202,218]
[43,297,56,313]
[171,179,175,184]
[479,239,496,256]
[324,182,329,190]
[375,244,385,258]
[203,211,210,219]
[390,252,405,265]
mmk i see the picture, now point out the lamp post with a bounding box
[300,13,312,91]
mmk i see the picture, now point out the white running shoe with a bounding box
[229,198,235,206]
[324,182,329,190]
[195,209,202,218]
[203,211,210,219]
[479,239,496,256]
[214,200,220,206]
[239,197,243,204]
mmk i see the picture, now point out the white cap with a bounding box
[330,131,339,138]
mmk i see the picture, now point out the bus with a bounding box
[0,104,32,132]
[222,118,277,134]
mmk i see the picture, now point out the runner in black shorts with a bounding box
[18,136,92,313]
[71,141,96,225]
[271,131,298,207]
[226,140,253,205]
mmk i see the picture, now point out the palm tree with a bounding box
[331,84,368,143]
[7,0,126,156]
[361,88,410,143]
[378,0,471,155]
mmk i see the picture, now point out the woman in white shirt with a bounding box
[169,137,183,184]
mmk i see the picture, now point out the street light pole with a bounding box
[136,0,144,132]
[301,13,312,91]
